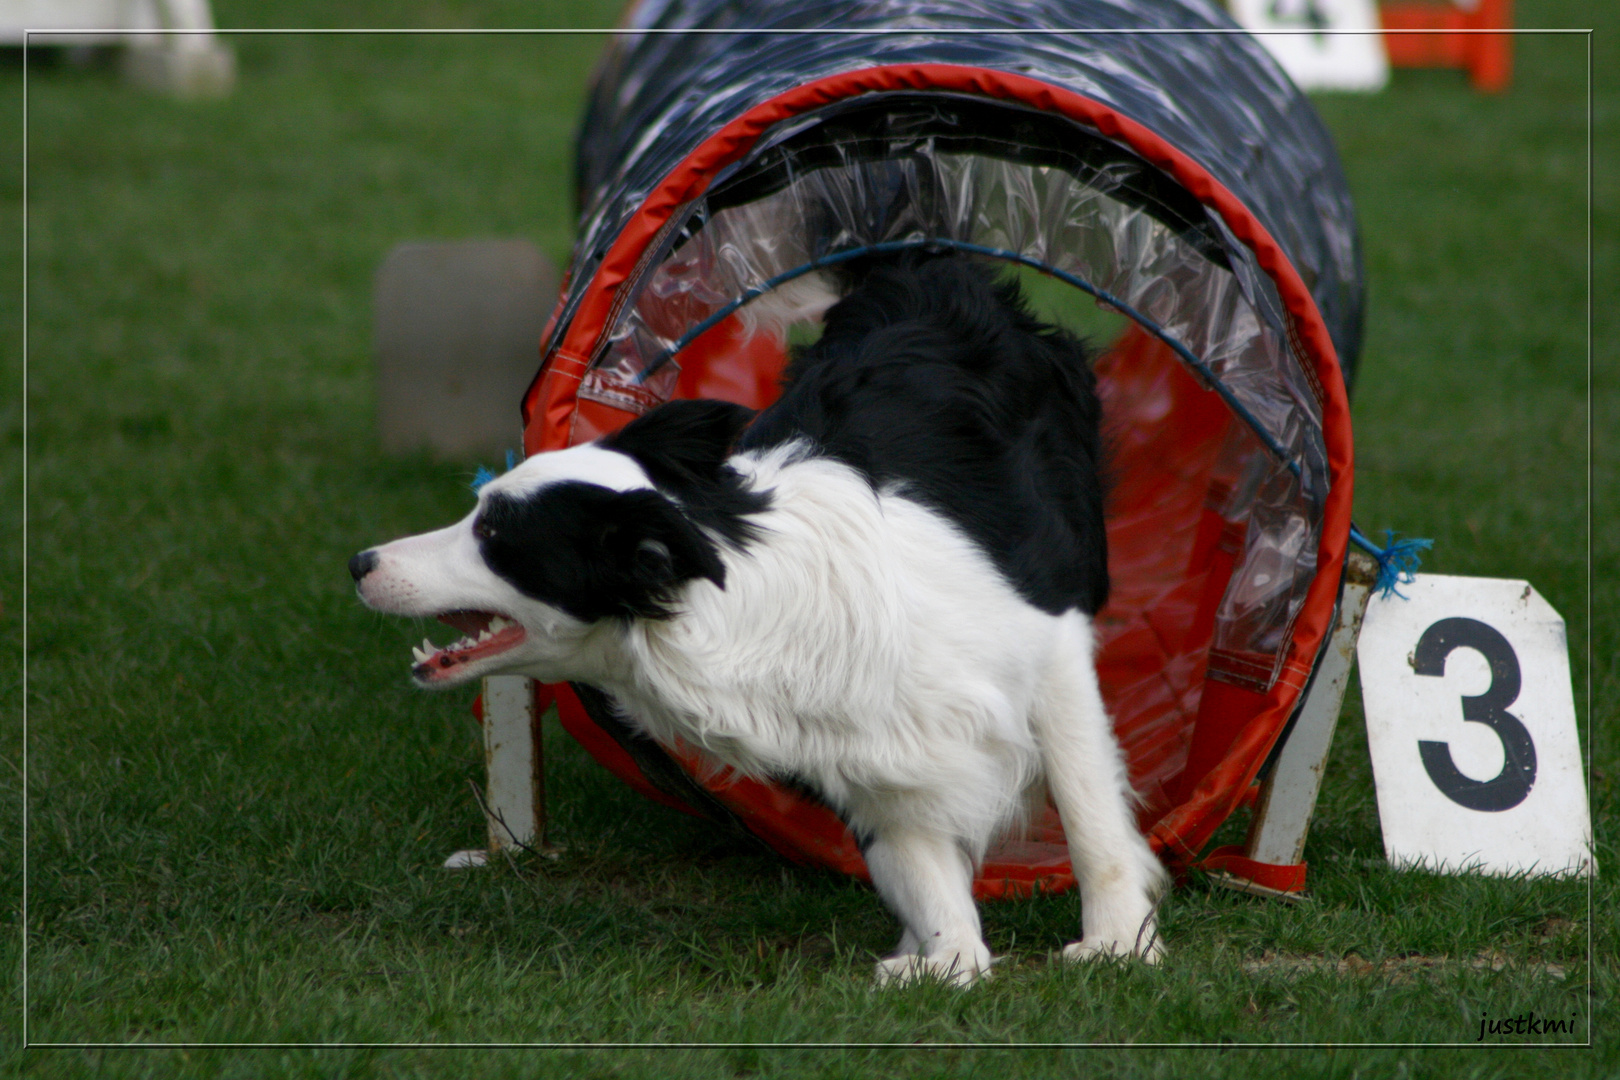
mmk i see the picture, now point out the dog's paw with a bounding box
[873,948,993,988]
[1058,932,1166,966]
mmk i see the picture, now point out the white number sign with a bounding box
[1357,575,1593,878]
[1230,0,1391,92]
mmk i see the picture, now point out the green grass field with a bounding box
[6,1,1613,1075]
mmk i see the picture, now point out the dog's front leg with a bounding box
[864,829,992,987]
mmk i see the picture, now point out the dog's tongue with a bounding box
[437,610,491,636]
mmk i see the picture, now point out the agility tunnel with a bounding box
[519,0,1364,895]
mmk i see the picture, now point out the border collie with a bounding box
[351,255,1167,984]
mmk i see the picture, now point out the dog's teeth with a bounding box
[412,644,431,664]
[422,637,436,656]
[490,616,510,632]
[477,628,493,642]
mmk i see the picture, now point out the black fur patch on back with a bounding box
[740,254,1109,615]
[603,398,772,549]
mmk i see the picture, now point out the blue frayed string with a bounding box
[1350,525,1434,600]
[470,449,521,494]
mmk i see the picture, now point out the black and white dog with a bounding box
[351,255,1166,984]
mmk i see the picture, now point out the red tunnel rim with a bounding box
[524,62,1355,863]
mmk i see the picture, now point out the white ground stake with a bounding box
[1264,555,1380,860]
[1209,552,1379,900]
[443,675,551,869]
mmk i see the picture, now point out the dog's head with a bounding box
[351,399,760,688]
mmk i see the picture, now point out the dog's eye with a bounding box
[474,519,496,541]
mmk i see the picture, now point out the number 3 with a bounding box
[1412,617,1537,811]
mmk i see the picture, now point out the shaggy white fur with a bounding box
[356,437,1167,986]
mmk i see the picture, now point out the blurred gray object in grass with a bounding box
[2,0,235,97]
[374,239,560,461]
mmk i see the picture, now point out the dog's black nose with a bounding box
[349,550,378,582]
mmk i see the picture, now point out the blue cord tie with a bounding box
[470,449,521,494]
[1350,525,1433,600]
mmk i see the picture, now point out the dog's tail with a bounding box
[732,271,842,344]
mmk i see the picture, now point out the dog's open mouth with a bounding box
[411,610,527,683]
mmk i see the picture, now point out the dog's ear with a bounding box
[596,489,727,618]
[602,399,756,490]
